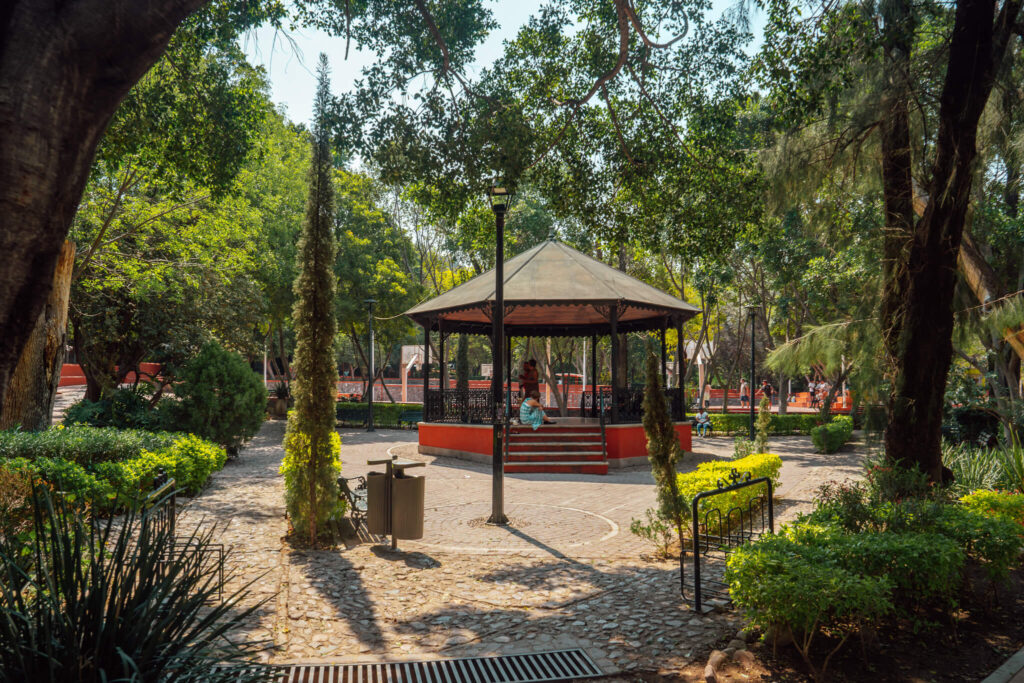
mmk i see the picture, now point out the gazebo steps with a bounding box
[505,424,608,473]
[505,461,609,475]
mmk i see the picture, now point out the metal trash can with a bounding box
[366,472,388,535]
[391,473,424,540]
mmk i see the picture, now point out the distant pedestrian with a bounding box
[740,379,749,408]
[808,380,819,408]
[761,380,774,406]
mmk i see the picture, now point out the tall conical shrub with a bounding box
[641,350,687,551]
[281,54,341,544]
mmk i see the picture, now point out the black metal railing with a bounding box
[425,385,685,424]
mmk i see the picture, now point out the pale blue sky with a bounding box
[242,1,762,126]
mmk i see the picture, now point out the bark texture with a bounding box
[879,0,1022,480]
[0,0,206,410]
[0,241,75,430]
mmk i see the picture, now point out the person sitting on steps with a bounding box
[519,389,555,430]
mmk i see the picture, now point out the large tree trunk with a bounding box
[0,241,75,429]
[0,0,206,410]
[879,0,1021,481]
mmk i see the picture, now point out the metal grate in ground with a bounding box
[233,649,603,683]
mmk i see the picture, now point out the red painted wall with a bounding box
[604,423,691,460]
[58,363,163,387]
[418,423,493,456]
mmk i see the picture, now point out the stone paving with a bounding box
[169,420,866,676]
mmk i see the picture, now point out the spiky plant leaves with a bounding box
[0,486,269,682]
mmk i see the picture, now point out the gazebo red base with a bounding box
[417,421,692,475]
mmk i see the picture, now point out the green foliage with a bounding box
[1,457,114,509]
[94,435,227,498]
[336,402,421,428]
[709,412,827,436]
[810,415,853,453]
[284,55,341,544]
[64,387,163,431]
[166,341,266,453]
[733,437,757,460]
[961,490,1024,530]
[676,453,783,524]
[726,533,893,682]
[0,487,267,681]
[629,508,676,559]
[0,425,176,466]
[642,352,688,548]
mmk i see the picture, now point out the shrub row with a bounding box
[707,412,833,436]
[0,428,227,509]
[810,415,854,453]
[336,402,422,428]
[961,490,1024,529]
[675,453,782,523]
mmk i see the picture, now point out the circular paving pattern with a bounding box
[408,501,619,554]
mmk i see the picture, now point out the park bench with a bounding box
[399,409,423,428]
[338,475,368,531]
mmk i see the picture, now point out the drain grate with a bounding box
[235,649,603,683]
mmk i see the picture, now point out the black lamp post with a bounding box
[487,184,513,526]
[747,304,757,440]
[365,298,376,432]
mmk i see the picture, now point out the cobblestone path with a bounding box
[174,422,865,676]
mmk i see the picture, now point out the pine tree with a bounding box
[281,54,341,544]
[641,350,687,553]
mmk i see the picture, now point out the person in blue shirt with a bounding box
[695,404,711,437]
[519,389,555,430]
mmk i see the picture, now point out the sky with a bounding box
[242,1,764,126]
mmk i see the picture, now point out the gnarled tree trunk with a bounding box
[0,0,206,410]
[0,241,75,429]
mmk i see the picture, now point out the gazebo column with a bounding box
[660,320,667,386]
[439,320,446,403]
[610,305,619,423]
[677,318,686,420]
[423,323,431,413]
[590,334,597,418]
[505,335,512,417]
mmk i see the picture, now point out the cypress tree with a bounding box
[641,350,687,552]
[282,54,341,544]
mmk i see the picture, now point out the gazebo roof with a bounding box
[405,239,701,336]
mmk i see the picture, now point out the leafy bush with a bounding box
[810,415,853,453]
[708,412,831,436]
[165,342,266,453]
[943,442,1003,494]
[930,504,1023,582]
[675,453,782,524]
[727,533,893,682]
[280,414,344,538]
[961,490,1024,529]
[336,401,422,427]
[629,508,675,558]
[64,386,163,431]
[0,427,226,508]
[0,487,268,682]
[0,424,176,465]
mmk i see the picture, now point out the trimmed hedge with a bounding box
[0,427,227,509]
[676,453,782,522]
[336,402,422,428]
[0,425,177,465]
[707,413,832,436]
[810,415,854,453]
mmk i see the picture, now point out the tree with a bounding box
[0,0,493,416]
[282,55,340,545]
[641,350,687,557]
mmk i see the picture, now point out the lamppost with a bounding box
[747,304,757,441]
[365,298,376,432]
[487,184,513,526]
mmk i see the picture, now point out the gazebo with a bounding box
[405,238,701,473]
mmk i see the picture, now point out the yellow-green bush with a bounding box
[676,453,782,523]
[280,416,344,538]
[961,490,1024,531]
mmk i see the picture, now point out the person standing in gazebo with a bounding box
[519,359,540,397]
